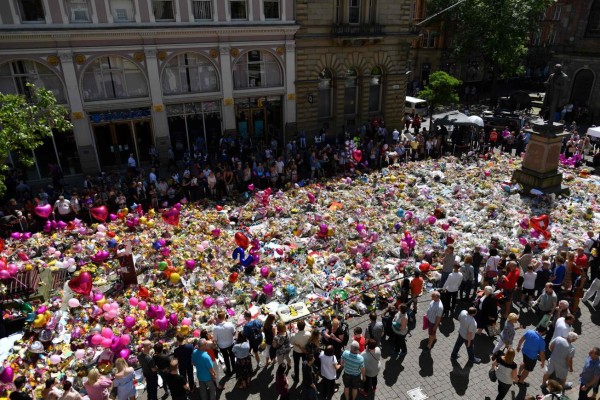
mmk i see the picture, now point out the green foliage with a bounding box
[426,0,554,78]
[0,84,72,196]
[419,71,462,111]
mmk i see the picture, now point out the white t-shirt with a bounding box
[523,271,537,290]
[551,317,572,341]
[486,256,501,272]
[443,271,463,293]
[319,352,338,380]
[213,321,236,348]
[54,199,71,215]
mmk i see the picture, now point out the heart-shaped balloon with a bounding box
[162,207,180,226]
[68,272,92,295]
[530,215,549,231]
[234,232,249,249]
[352,150,362,163]
[90,206,108,222]
[34,204,52,219]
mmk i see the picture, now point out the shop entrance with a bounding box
[235,97,282,144]
[92,119,153,170]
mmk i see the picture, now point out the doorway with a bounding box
[92,119,153,170]
[235,97,282,143]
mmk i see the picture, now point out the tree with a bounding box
[426,0,554,85]
[0,84,72,196]
[419,71,462,132]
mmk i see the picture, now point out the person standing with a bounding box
[476,286,498,335]
[442,263,463,316]
[516,326,547,386]
[460,255,475,301]
[153,343,171,398]
[173,334,195,390]
[340,341,365,400]
[290,320,311,381]
[491,348,518,400]
[392,304,409,357]
[533,283,558,321]
[360,339,381,397]
[138,341,159,400]
[364,312,384,347]
[164,360,189,400]
[542,332,578,388]
[213,311,236,375]
[410,270,424,312]
[60,380,82,400]
[192,339,217,400]
[83,369,112,400]
[301,354,318,400]
[273,321,292,371]
[502,260,520,318]
[425,291,444,351]
[441,246,456,287]
[232,333,252,389]
[582,277,600,309]
[242,310,264,369]
[450,307,480,363]
[127,153,137,173]
[493,313,519,354]
[551,314,575,342]
[577,347,600,400]
[319,345,340,400]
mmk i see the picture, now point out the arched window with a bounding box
[587,0,600,37]
[344,68,358,115]
[0,60,66,103]
[318,68,333,119]
[368,66,382,113]
[162,53,219,95]
[232,50,283,89]
[82,56,148,101]
[570,69,595,105]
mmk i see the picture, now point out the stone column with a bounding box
[219,46,236,132]
[58,50,100,173]
[144,47,170,160]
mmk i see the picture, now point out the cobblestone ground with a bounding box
[146,295,598,400]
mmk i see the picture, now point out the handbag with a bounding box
[422,315,429,330]
[488,367,497,382]
[487,323,500,336]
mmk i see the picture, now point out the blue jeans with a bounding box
[451,334,475,361]
[440,272,450,287]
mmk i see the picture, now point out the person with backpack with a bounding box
[242,311,264,369]
[273,321,292,372]
[364,313,384,347]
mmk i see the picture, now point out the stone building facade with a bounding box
[294,0,415,139]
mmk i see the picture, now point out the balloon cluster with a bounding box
[0,258,20,280]
[231,232,260,271]
[400,231,416,255]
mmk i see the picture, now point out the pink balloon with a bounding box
[101,327,113,339]
[0,366,13,384]
[104,310,117,320]
[0,270,10,280]
[193,329,201,337]
[129,297,138,306]
[181,318,192,326]
[519,237,528,245]
[101,338,112,348]
[428,216,437,225]
[7,264,19,276]
[34,204,52,219]
[123,315,136,328]
[91,334,103,345]
[153,317,169,331]
[120,335,131,346]
[10,232,21,240]
[102,304,111,312]
[263,284,274,296]
[110,302,119,310]
[260,266,269,278]
[202,297,215,308]
[168,312,178,326]
[155,306,165,319]
[119,348,131,359]
[185,260,196,270]
[138,301,147,310]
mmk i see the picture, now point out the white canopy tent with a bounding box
[586,126,600,139]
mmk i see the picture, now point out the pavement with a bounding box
[144,292,599,400]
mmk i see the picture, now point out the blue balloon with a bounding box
[396,208,404,218]
[107,239,117,248]
[232,247,253,266]
[286,285,297,298]
[152,241,162,250]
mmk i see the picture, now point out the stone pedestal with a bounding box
[512,121,569,193]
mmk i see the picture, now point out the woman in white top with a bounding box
[319,345,339,400]
[520,265,537,306]
[484,248,501,285]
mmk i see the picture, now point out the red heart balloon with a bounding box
[352,150,362,163]
[34,204,52,219]
[161,208,180,226]
[90,206,109,222]
[139,287,149,298]
[216,205,223,211]
[68,272,92,295]
[234,232,249,249]
[529,215,549,232]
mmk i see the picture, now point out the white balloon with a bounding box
[67,265,76,273]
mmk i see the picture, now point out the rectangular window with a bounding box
[422,32,436,48]
[66,0,92,22]
[230,0,247,20]
[18,0,46,22]
[192,0,212,20]
[264,0,280,20]
[153,0,174,21]
[335,0,342,24]
[368,0,376,24]
[111,0,135,21]
[349,0,360,24]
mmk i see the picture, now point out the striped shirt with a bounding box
[341,351,364,376]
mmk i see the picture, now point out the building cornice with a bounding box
[0,25,300,42]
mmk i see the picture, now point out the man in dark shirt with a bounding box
[153,343,171,397]
[302,354,317,400]
[173,334,195,390]
[9,377,33,400]
[139,340,159,400]
[165,359,189,400]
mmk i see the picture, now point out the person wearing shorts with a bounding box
[340,341,365,400]
[543,332,578,388]
[517,326,547,386]
[426,291,444,351]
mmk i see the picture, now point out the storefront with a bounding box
[235,96,282,143]
[90,108,154,171]
[166,101,222,158]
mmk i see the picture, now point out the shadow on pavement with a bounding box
[449,358,472,395]
[474,334,495,363]
[439,315,456,337]
[418,343,434,377]
[382,355,405,386]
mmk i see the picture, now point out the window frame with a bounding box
[368,66,382,113]
[334,0,342,24]
[422,31,436,48]
[317,68,333,119]
[229,0,248,20]
[0,60,67,104]
[110,0,136,22]
[349,0,360,24]
[343,68,358,116]
[17,0,46,23]
[191,0,213,21]
[81,56,149,101]
[152,0,175,21]
[232,50,283,90]
[263,0,280,20]
[65,0,92,23]
[161,53,220,95]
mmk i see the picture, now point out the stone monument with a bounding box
[512,64,570,194]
